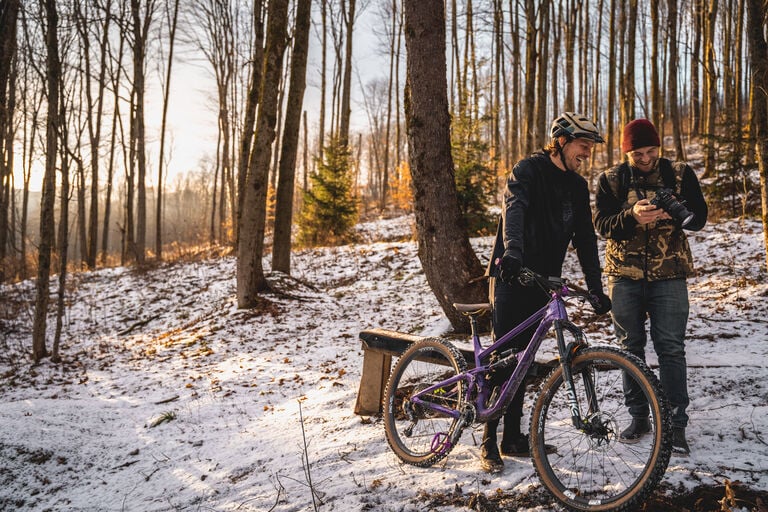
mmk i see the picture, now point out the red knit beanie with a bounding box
[621,119,661,153]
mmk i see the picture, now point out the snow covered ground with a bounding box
[1,215,767,511]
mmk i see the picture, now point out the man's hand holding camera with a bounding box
[631,199,671,225]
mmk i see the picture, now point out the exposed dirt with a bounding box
[415,481,768,511]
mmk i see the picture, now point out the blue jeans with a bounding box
[608,276,690,428]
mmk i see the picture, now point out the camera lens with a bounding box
[650,189,695,227]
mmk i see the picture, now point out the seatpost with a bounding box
[469,313,480,339]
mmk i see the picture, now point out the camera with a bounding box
[650,188,695,227]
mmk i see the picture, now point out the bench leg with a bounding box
[354,351,392,415]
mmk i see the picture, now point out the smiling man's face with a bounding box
[558,136,595,172]
[628,146,660,173]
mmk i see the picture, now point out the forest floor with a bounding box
[1,214,767,511]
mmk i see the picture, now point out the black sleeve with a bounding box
[593,171,638,241]
[679,165,708,232]
[571,180,603,291]
[500,161,533,262]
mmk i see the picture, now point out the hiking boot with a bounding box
[480,442,504,473]
[671,427,690,456]
[500,434,556,457]
[619,417,651,444]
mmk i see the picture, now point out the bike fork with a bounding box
[554,320,595,430]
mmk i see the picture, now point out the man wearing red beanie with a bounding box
[594,119,708,456]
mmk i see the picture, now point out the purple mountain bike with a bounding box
[383,268,672,512]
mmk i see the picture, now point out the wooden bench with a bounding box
[354,328,556,415]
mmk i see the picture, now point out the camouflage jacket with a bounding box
[594,158,708,281]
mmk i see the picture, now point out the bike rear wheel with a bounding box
[383,338,468,467]
[530,347,671,512]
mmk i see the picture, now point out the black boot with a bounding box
[480,421,504,473]
[480,441,504,473]
[671,427,690,456]
[619,417,651,444]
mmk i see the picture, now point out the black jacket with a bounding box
[487,151,603,291]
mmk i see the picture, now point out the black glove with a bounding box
[499,254,522,284]
[587,289,612,315]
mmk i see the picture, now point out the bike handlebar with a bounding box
[516,267,590,298]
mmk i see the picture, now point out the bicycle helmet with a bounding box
[550,112,605,143]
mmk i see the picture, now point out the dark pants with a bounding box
[608,276,690,428]
[484,277,548,447]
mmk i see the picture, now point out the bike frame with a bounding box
[411,279,589,425]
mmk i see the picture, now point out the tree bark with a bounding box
[745,0,768,271]
[667,0,685,160]
[33,0,62,362]
[102,1,127,265]
[703,0,719,178]
[236,2,264,248]
[237,0,289,307]
[523,0,538,155]
[0,0,19,280]
[338,0,356,147]
[403,0,487,333]
[273,0,311,274]
[156,0,180,260]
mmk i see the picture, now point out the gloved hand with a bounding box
[499,254,522,284]
[587,289,612,315]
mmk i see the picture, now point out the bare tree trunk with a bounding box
[509,0,521,163]
[591,0,604,168]
[237,0,289,307]
[102,2,127,265]
[403,0,487,333]
[156,0,179,260]
[53,101,71,364]
[667,0,685,159]
[129,0,156,265]
[690,0,704,136]
[380,0,398,211]
[650,0,661,132]
[703,0,719,178]
[746,0,768,271]
[492,0,502,174]
[73,0,109,269]
[523,0,538,154]
[620,0,637,128]
[20,58,38,280]
[607,0,617,162]
[318,0,327,155]
[236,2,264,248]
[535,0,550,147]
[451,0,461,116]
[273,0,311,274]
[33,0,62,362]
[303,110,308,191]
[0,0,19,280]
[563,0,579,112]
[338,0,356,146]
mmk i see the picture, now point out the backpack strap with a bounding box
[607,162,632,204]
[658,158,686,194]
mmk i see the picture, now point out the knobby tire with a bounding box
[529,347,672,512]
[383,338,468,467]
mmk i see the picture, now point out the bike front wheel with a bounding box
[530,347,672,512]
[383,338,468,467]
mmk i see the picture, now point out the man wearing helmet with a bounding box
[482,112,612,473]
